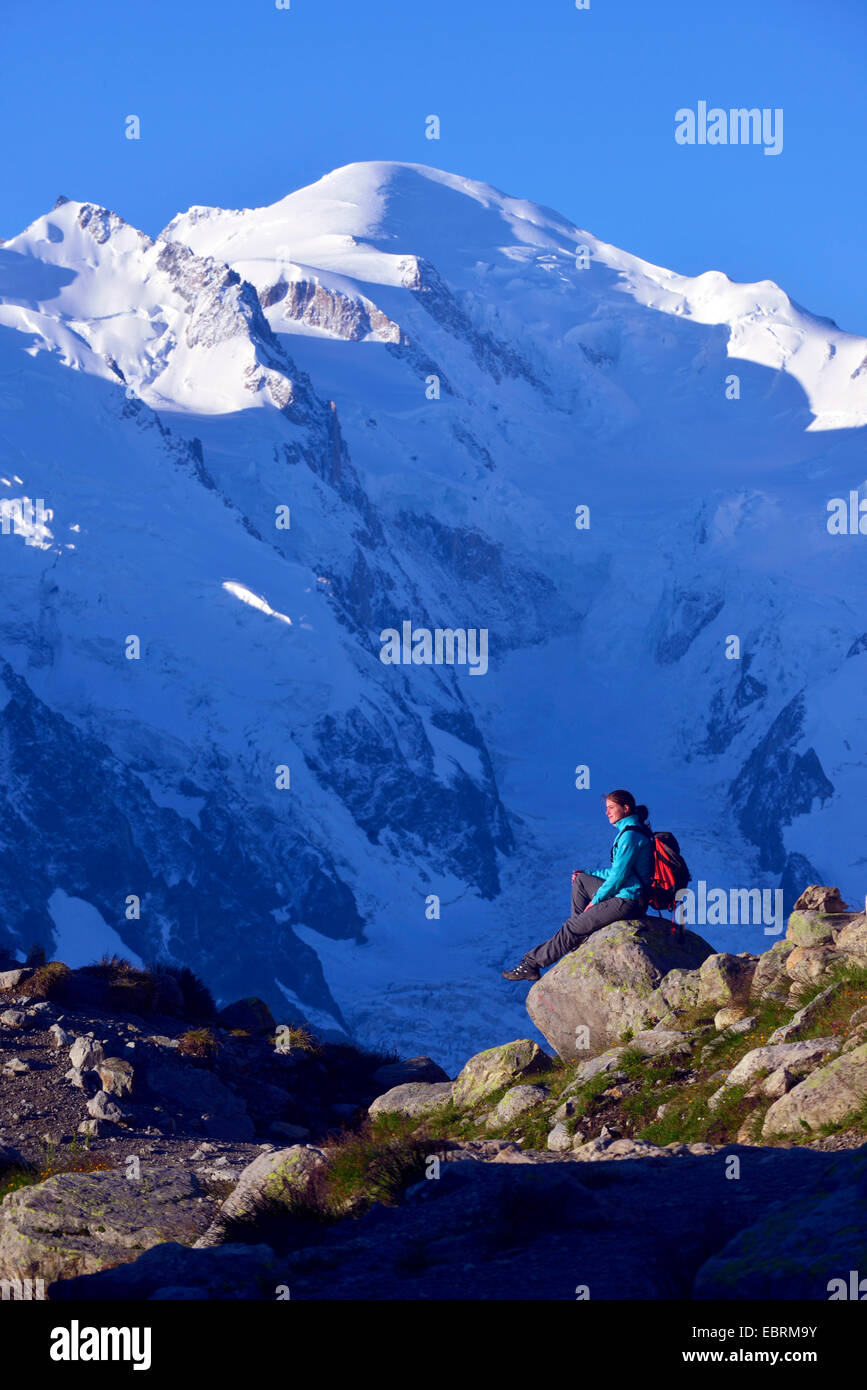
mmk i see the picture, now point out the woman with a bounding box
[502,789,653,982]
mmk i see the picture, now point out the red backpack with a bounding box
[617,823,692,937]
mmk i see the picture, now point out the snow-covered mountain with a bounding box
[1,162,866,1069]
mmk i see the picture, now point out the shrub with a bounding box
[80,955,156,1007]
[177,1027,223,1061]
[221,1190,333,1252]
[18,961,71,1002]
[324,1123,430,1214]
[150,962,217,1022]
[80,956,218,1021]
[274,1024,321,1055]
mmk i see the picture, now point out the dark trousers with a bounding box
[524,873,644,970]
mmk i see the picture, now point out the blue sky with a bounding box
[4,0,866,332]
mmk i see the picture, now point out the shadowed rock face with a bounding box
[0,661,348,1027]
[729,692,835,874]
[693,1149,867,1300]
[48,1240,282,1301]
[46,1143,867,1302]
[526,919,715,1061]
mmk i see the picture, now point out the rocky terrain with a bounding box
[2,884,866,1300]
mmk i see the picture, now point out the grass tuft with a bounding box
[220,1118,436,1253]
[176,1027,223,1061]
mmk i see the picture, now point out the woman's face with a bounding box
[605,798,629,823]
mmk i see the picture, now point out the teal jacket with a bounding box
[590,814,653,905]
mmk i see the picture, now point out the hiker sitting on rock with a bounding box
[503,789,653,982]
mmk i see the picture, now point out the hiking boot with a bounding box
[501,959,541,982]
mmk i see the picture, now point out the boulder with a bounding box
[565,1048,627,1087]
[697,953,758,1008]
[708,1038,840,1109]
[547,1123,573,1152]
[646,967,702,1018]
[451,1040,549,1107]
[268,1121,311,1142]
[96,1058,134,1098]
[749,941,795,1002]
[0,969,29,991]
[526,920,714,1060]
[714,1006,748,1030]
[218,1144,327,1223]
[835,915,867,957]
[784,945,842,982]
[68,1036,105,1072]
[86,1090,125,1124]
[368,1081,454,1118]
[628,1029,691,1058]
[762,1042,867,1137]
[0,1169,211,1283]
[48,1024,72,1049]
[142,1060,254,1141]
[216,997,276,1036]
[786,910,845,949]
[49,1241,281,1301]
[371,1056,450,1089]
[0,1010,27,1028]
[792,884,851,914]
[486,1085,547,1128]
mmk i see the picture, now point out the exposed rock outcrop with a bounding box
[526,919,714,1059]
[0,1169,211,1284]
